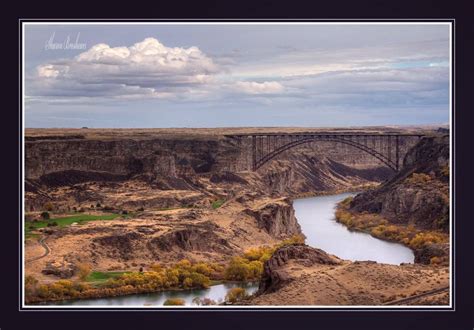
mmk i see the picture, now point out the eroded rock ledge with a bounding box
[258,244,340,294]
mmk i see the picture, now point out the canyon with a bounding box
[23,126,450,306]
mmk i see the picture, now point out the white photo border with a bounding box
[19,18,455,312]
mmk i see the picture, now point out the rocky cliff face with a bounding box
[258,244,340,294]
[259,155,392,196]
[243,198,301,238]
[346,135,450,265]
[25,137,224,180]
[349,135,449,231]
[25,132,393,197]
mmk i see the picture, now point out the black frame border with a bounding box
[18,18,456,314]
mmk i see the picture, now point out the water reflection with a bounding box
[40,282,259,306]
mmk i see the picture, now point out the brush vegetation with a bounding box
[335,197,448,265]
[25,234,305,303]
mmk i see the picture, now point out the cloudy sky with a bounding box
[24,23,450,128]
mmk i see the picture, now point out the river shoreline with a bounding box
[31,191,416,306]
[33,281,259,306]
[294,193,414,265]
[334,198,449,265]
[288,183,377,201]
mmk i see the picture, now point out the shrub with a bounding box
[183,277,193,288]
[40,212,50,220]
[405,173,432,185]
[278,234,306,247]
[163,298,185,306]
[176,259,192,270]
[149,263,163,273]
[340,196,353,207]
[192,297,216,306]
[33,279,91,301]
[440,165,449,177]
[224,257,251,281]
[25,275,38,297]
[187,272,210,289]
[248,260,263,278]
[244,246,273,262]
[430,256,442,265]
[43,202,54,211]
[211,199,225,209]
[76,263,92,281]
[193,262,212,276]
[335,209,353,227]
[409,232,445,249]
[225,287,247,303]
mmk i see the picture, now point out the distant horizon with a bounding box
[24,123,450,130]
[24,23,451,128]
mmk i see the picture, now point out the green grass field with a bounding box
[85,271,129,283]
[211,199,225,209]
[25,213,120,236]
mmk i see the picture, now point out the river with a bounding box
[40,281,259,307]
[294,192,414,265]
[42,192,413,306]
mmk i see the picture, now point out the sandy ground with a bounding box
[248,260,449,306]
[24,196,284,281]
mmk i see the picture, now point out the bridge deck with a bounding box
[225,133,425,137]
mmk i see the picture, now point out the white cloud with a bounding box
[31,38,219,99]
[232,81,285,94]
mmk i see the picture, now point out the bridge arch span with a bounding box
[255,137,397,171]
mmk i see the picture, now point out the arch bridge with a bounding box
[225,133,424,172]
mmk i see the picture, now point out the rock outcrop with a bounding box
[92,232,144,261]
[349,135,449,231]
[244,198,302,238]
[147,225,232,254]
[42,260,76,279]
[260,156,392,196]
[346,135,450,265]
[258,244,340,294]
[414,243,450,264]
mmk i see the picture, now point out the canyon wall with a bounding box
[349,135,449,231]
[25,132,396,196]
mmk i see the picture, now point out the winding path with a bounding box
[26,236,50,264]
